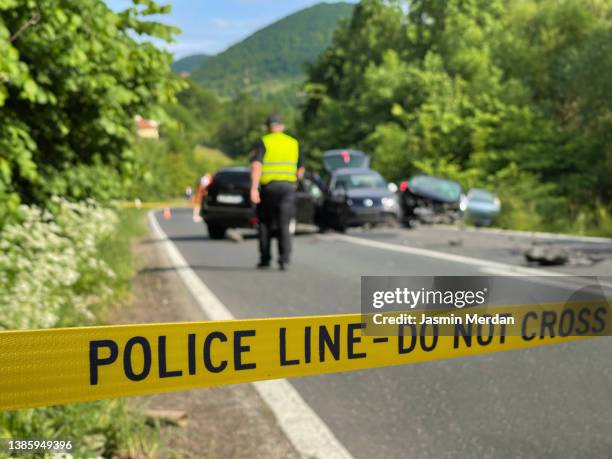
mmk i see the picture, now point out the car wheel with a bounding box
[333,207,349,233]
[402,217,418,229]
[335,219,347,233]
[207,223,227,240]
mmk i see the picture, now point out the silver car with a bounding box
[460,188,501,226]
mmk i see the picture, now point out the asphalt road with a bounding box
[156,209,612,458]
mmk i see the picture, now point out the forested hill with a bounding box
[188,2,354,99]
[172,54,210,73]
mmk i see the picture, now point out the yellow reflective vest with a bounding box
[260,132,299,185]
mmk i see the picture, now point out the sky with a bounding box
[106,0,357,59]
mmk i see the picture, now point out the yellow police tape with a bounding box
[0,302,609,411]
[112,201,192,209]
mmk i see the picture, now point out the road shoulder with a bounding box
[111,228,298,459]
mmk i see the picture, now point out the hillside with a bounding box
[172,54,210,73]
[189,2,354,99]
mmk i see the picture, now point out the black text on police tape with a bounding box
[88,306,607,386]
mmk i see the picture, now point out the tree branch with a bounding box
[9,11,41,43]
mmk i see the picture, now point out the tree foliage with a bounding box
[0,0,183,219]
[300,0,612,231]
[169,79,295,158]
[126,81,286,200]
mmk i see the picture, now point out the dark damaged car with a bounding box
[398,175,463,226]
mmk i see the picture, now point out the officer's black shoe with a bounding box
[278,261,289,271]
[257,261,270,269]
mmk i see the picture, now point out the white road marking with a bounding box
[435,224,612,244]
[148,211,354,459]
[333,233,555,274]
[333,234,612,292]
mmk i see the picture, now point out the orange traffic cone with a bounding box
[163,208,172,220]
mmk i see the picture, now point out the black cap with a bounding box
[266,114,282,126]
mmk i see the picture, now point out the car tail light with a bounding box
[399,181,408,192]
[204,175,214,197]
[249,216,259,226]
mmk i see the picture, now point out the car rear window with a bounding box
[214,171,250,187]
[323,150,370,172]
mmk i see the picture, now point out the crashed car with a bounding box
[398,175,463,226]
[320,168,401,232]
[201,167,324,239]
[460,188,501,226]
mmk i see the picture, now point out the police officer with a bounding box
[250,115,304,270]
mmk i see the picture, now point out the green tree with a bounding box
[214,92,288,157]
[300,0,409,158]
[300,0,612,232]
[0,0,182,219]
[165,79,222,146]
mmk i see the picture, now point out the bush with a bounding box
[0,198,117,329]
[0,199,158,458]
[42,162,126,204]
[126,135,234,201]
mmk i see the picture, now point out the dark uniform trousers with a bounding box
[257,181,296,264]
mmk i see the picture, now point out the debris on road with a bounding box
[524,244,604,266]
[524,246,569,265]
[226,229,244,242]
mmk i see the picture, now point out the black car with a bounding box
[398,175,463,227]
[201,167,324,239]
[320,168,401,232]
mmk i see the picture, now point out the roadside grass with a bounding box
[98,208,148,305]
[1,400,158,459]
[491,202,612,238]
[0,207,163,459]
[193,145,235,173]
[128,139,235,202]
[563,204,612,238]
